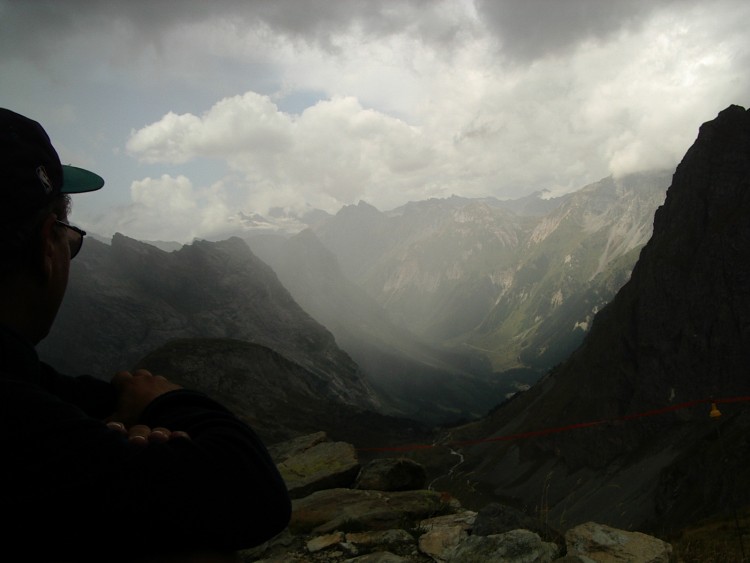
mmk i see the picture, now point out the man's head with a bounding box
[0,108,104,343]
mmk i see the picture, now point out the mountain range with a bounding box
[36,103,750,539]
[310,171,670,372]
[40,166,672,425]
[244,170,670,422]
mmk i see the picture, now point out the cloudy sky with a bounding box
[2,0,748,243]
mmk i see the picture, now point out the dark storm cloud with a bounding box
[474,0,694,62]
[0,0,463,63]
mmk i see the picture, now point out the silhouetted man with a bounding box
[0,108,291,562]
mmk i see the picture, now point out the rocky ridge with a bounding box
[240,433,673,562]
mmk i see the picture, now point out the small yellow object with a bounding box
[709,402,722,418]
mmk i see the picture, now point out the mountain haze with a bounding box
[311,172,670,372]
[248,230,504,423]
[41,148,674,430]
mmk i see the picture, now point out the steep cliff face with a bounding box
[441,105,750,532]
[475,171,670,369]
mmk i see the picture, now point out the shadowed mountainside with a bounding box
[248,230,512,424]
[425,105,750,535]
[38,235,377,410]
[137,338,430,447]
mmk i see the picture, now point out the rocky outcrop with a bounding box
[445,529,559,562]
[564,522,673,562]
[355,458,427,492]
[243,433,672,562]
[418,511,477,561]
[277,441,360,500]
[290,488,453,536]
[473,502,559,542]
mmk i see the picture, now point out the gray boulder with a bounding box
[445,529,559,562]
[290,488,453,534]
[355,458,427,491]
[276,440,360,499]
[564,521,673,562]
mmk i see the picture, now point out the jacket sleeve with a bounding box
[135,389,293,547]
[38,361,117,418]
[2,378,291,558]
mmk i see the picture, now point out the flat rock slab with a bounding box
[565,521,673,563]
[277,441,360,499]
[268,431,329,463]
[445,529,560,563]
[355,457,427,491]
[291,488,453,534]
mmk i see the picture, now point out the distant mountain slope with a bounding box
[248,230,510,424]
[473,171,672,369]
[137,338,429,447]
[38,235,377,410]
[438,105,750,533]
[312,173,670,372]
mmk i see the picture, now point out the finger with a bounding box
[148,427,171,444]
[105,421,127,435]
[128,424,151,446]
[110,371,133,385]
[132,369,154,378]
[170,431,191,441]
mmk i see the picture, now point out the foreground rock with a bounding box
[276,441,360,499]
[446,529,559,562]
[565,522,673,562]
[242,433,674,562]
[355,458,427,492]
[291,488,455,535]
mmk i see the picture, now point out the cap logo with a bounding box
[36,165,53,194]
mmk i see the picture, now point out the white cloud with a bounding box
[126,93,293,164]
[127,94,438,215]
[131,175,197,213]
[93,175,234,242]
[3,0,747,242]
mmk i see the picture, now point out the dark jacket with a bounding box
[0,324,291,561]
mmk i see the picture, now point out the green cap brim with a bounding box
[61,165,105,193]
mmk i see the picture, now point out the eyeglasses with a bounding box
[55,220,87,259]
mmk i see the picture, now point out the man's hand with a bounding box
[106,421,191,446]
[108,369,182,428]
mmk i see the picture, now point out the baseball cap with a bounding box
[0,108,104,212]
